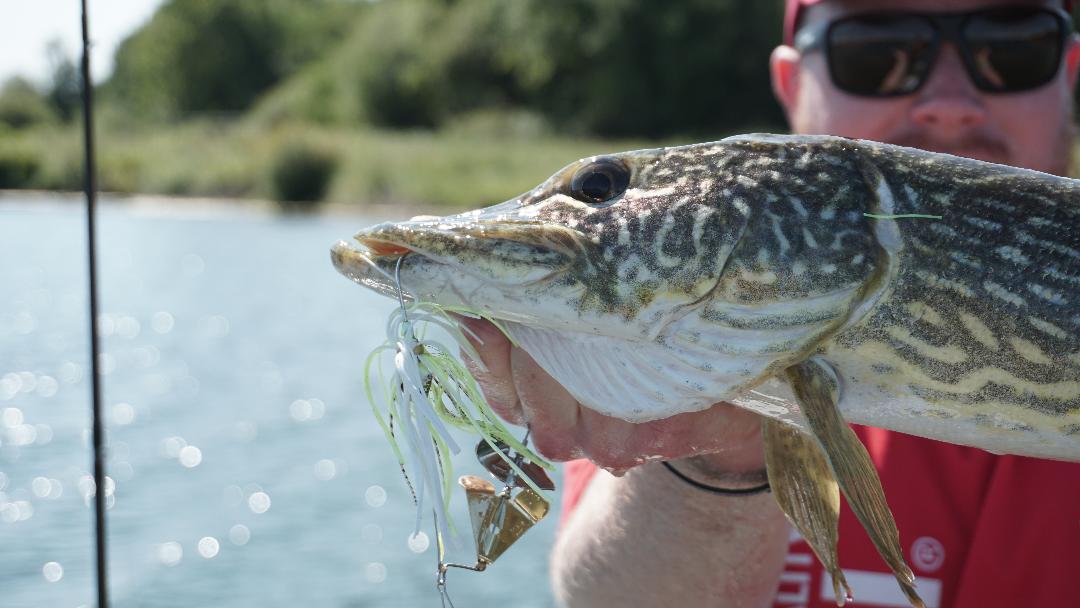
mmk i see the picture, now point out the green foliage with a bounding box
[0,78,56,129]
[0,121,647,208]
[269,138,339,207]
[498,0,786,137]
[45,41,81,123]
[328,127,652,209]
[266,0,786,136]
[348,0,446,128]
[342,0,525,128]
[248,62,356,127]
[106,0,360,121]
[98,0,787,137]
[0,146,41,188]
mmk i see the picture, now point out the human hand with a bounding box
[457,317,767,476]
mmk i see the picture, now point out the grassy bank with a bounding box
[0,120,660,211]
[9,121,1074,212]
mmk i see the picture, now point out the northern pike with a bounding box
[331,134,1080,606]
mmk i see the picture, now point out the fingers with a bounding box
[453,316,766,474]
[455,316,526,425]
[511,348,584,461]
[501,350,760,470]
[579,401,765,475]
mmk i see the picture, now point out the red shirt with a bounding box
[559,426,1080,608]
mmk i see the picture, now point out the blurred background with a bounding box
[0,0,788,207]
[0,1,791,606]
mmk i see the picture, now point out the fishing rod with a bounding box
[80,0,110,606]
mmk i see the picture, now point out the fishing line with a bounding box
[80,1,110,606]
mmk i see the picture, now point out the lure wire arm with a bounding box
[394,255,410,323]
[434,429,542,605]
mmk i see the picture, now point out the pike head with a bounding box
[333,136,880,422]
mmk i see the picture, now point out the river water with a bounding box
[0,195,559,607]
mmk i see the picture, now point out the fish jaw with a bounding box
[331,197,603,329]
[346,218,574,284]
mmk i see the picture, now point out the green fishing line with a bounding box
[863,213,943,220]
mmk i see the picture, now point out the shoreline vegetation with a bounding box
[0,119,668,213]
[3,0,1074,214]
[6,120,1078,215]
[0,0,790,212]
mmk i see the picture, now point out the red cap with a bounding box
[784,0,1075,45]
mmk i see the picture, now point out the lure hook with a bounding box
[394,254,410,323]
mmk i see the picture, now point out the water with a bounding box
[0,195,559,608]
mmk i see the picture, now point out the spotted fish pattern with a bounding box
[334,134,1080,460]
[509,136,882,321]
[828,142,1080,445]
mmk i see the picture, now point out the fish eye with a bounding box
[570,158,630,205]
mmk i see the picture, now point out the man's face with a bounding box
[774,0,1080,176]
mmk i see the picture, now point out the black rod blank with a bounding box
[80,1,110,606]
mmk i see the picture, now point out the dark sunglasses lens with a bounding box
[828,16,936,96]
[964,9,1065,92]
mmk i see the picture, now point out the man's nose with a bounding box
[910,45,987,133]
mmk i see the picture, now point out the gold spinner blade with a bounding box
[460,475,550,565]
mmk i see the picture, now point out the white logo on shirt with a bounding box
[911,536,946,572]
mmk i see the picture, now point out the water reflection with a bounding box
[247,492,271,514]
[0,202,557,607]
[228,524,251,546]
[197,536,220,559]
[361,523,383,543]
[113,461,135,482]
[31,477,63,500]
[151,311,175,334]
[178,445,202,468]
[313,459,336,481]
[407,531,430,553]
[223,485,243,507]
[364,485,387,508]
[112,403,136,426]
[365,562,387,584]
[36,376,59,397]
[1,500,33,523]
[42,561,63,583]
[58,361,83,384]
[157,542,183,566]
[115,316,141,340]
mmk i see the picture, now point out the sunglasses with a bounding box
[794,6,1073,96]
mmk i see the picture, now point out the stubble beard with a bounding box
[888,113,1076,177]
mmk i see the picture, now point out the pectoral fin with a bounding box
[785,358,925,608]
[762,417,851,606]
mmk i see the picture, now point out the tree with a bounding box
[501,0,786,137]
[105,0,358,121]
[342,0,785,136]
[0,77,55,129]
[46,40,81,123]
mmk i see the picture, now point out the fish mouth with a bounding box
[331,220,581,297]
[330,238,412,297]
